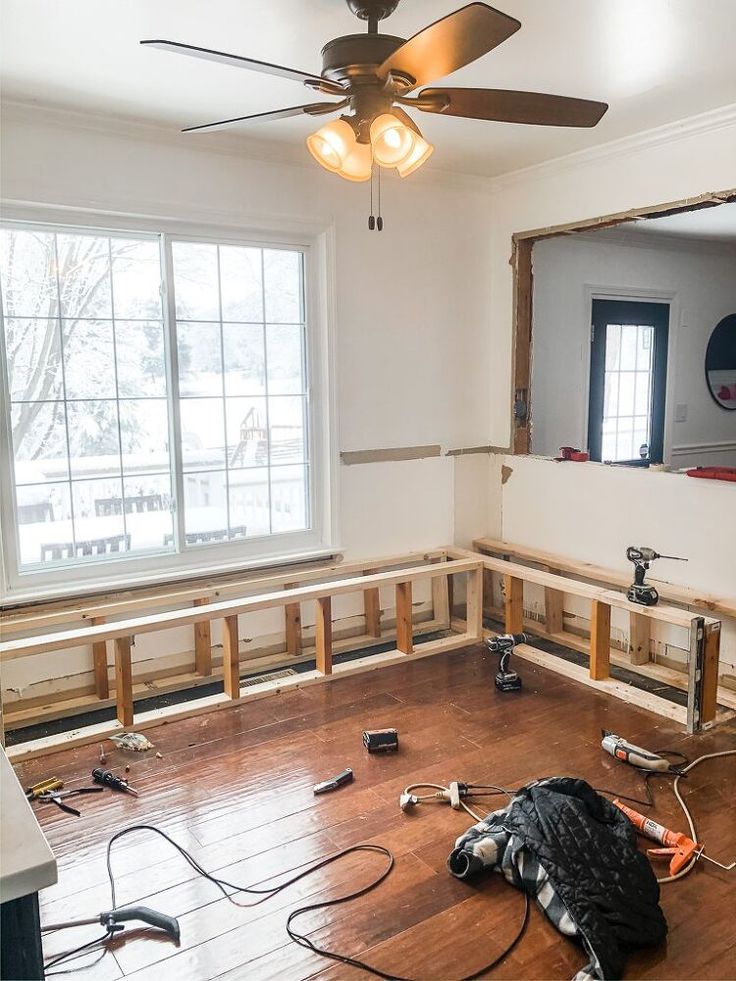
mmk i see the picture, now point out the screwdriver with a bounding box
[92,767,139,797]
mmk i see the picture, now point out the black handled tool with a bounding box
[43,906,180,945]
[485,633,527,691]
[37,787,104,817]
[313,768,354,794]
[92,767,139,797]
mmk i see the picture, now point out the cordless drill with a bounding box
[486,633,527,692]
[626,546,687,606]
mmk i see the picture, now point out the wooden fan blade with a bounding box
[182,103,343,134]
[378,3,521,90]
[141,40,345,94]
[417,87,609,126]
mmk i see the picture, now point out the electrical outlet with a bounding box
[675,403,688,423]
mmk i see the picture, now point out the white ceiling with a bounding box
[633,202,736,243]
[2,0,736,177]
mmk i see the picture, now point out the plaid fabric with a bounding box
[449,801,603,980]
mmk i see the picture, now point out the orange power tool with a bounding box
[613,799,699,875]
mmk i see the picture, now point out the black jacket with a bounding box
[449,778,667,979]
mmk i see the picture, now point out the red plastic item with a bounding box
[570,451,589,462]
[686,467,736,483]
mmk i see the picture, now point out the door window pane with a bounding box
[600,322,655,462]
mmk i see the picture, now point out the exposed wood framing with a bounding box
[6,632,478,764]
[193,598,212,676]
[315,596,333,674]
[0,549,446,634]
[113,637,133,727]
[447,545,723,733]
[396,582,413,654]
[2,555,480,760]
[629,613,651,666]
[544,577,564,636]
[589,601,611,680]
[702,623,721,725]
[284,583,303,656]
[511,237,533,454]
[473,536,736,620]
[221,616,240,698]
[483,597,736,715]
[91,616,109,699]
[363,569,382,638]
[503,575,524,633]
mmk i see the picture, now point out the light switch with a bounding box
[675,403,688,423]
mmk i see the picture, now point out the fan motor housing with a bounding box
[345,0,401,21]
[321,33,409,85]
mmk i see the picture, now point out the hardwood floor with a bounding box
[14,645,736,980]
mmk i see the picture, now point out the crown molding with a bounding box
[488,102,736,190]
[0,98,492,194]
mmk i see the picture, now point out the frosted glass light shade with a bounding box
[396,135,433,177]
[370,113,415,167]
[338,140,373,182]
[306,118,358,173]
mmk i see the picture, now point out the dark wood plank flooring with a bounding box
[14,646,736,980]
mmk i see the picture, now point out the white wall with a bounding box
[0,102,492,695]
[486,106,736,678]
[530,233,736,465]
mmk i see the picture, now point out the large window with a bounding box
[0,220,326,593]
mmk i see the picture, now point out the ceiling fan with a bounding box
[141,0,608,183]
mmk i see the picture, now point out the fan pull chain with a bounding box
[377,166,383,231]
[368,162,375,230]
[368,163,384,232]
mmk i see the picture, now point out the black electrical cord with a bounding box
[287,889,530,981]
[44,930,112,975]
[45,749,692,976]
[45,825,531,979]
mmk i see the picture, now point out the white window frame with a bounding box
[0,207,339,603]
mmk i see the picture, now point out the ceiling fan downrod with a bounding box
[345,0,401,33]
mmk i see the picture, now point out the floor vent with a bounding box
[241,667,298,688]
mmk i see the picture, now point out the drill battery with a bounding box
[363,728,399,753]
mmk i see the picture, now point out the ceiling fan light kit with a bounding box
[142,0,609,219]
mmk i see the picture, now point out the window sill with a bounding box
[1,545,342,609]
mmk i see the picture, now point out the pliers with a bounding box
[37,786,104,816]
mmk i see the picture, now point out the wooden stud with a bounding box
[363,570,382,638]
[472,535,736,621]
[447,574,455,619]
[701,622,721,725]
[629,613,651,666]
[284,584,303,655]
[396,582,413,654]
[0,558,481,662]
[193,598,212,676]
[222,616,240,699]
[465,567,484,642]
[544,569,564,636]
[315,596,333,675]
[503,575,524,634]
[482,569,495,620]
[590,601,611,680]
[113,636,134,728]
[512,237,533,454]
[431,560,451,630]
[91,616,109,699]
